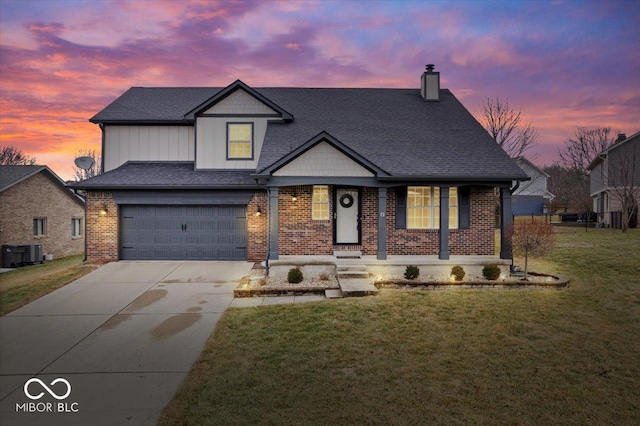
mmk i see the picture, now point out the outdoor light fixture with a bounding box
[292,191,298,201]
[99,204,108,216]
[256,207,262,216]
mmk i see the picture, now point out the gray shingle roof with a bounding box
[0,165,46,191]
[72,162,258,189]
[89,85,528,181]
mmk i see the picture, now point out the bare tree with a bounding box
[559,127,617,176]
[509,221,555,280]
[478,97,538,158]
[0,146,37,165]
[543,164,591,213]
[72,149,102,181]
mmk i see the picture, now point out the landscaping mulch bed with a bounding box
[234,263,339,297]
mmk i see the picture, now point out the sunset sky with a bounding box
[1,0,638,181]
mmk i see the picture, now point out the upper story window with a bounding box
[33,217,46,237]
[227,123,253,160]
[312,185,330,220]
[407,186,458,229]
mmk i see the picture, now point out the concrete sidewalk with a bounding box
[0,261,253,426]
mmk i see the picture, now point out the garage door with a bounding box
[120,205,247,260]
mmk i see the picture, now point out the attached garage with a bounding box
[114,190,253,261]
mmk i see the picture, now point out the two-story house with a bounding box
[588,131,639,229]
[512,157,554,216]
[75,65,528,265]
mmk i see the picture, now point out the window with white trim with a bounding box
[227,123,253,159]
[33,218,46,236]
[72,218,82,237]
[407,186,458,229]
[312,185,329,220]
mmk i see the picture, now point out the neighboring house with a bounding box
[74,65,528,264]
[512,157,555,216]
[588,131,640,228]
[0,165,85,265]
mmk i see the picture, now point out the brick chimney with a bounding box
[616,133,627,142]
[421,64,440,101]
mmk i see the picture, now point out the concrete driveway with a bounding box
[0,261,253,426]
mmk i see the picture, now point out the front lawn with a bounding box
[160,228,640,425]
[0,255,97,315]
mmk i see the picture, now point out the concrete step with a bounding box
[337,271,370,279]
[333,250,362,259]
[336,264,367,272]
[325,289,343,299]
[338,277,378,297]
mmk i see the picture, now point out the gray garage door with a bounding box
[120,205,247,260]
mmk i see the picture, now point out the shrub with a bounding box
[287,268,303,284]
[404,265,420,280]
[318,272,330,281]
[482,264,501,281]
[451,265,465,281]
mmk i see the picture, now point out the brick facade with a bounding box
[85,192,119,264]
[276,185,495,257]
[0,171,84,264]
[84,185,496,263]
[247,191,268,262]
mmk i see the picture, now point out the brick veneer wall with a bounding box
[386,186,495,256]
[0,172,84,264]
[247,191,268,262]
[85,192,119,264]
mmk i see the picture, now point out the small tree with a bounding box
[0,146,37,165]
[509,221,555,280]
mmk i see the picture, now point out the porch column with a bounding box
[439,187,450,260]
[268,187,279,260]
[377,187,387,260]
[500,187,513,259]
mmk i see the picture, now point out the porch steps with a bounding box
[333,250,362,259]
[325,289,344,299]
[335,258,378,297]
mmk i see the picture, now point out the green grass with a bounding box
[160,228,640,425]
[0,255,97,315]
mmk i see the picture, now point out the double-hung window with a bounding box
[72,218,82,237]
[312,185,330,220]
[227,123,253,159]
[33,218,46,237]
[407,186,458,229]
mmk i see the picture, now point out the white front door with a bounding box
[335,188,360,244]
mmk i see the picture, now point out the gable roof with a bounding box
[0,165,85,205]
[257,131,389,177]
[587,130,640,171]
[89,84,529,182]
[184,80,293,121]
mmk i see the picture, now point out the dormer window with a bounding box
[227,123,253,160]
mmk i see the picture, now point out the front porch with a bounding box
[268,253,512,293]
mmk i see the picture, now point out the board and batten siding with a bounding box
[104,125,194,172]
[273,141,374,177]
[195,90,281,170]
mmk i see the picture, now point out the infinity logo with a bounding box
[24,378,72,400]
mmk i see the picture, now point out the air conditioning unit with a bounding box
[21,244,43,264]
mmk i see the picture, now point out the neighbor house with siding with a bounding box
[588,131,640,228]
[75,65,528,267]
[512,157,554,216]
[0,165,85,265]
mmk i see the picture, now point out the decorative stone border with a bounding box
[375,274,569,289]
